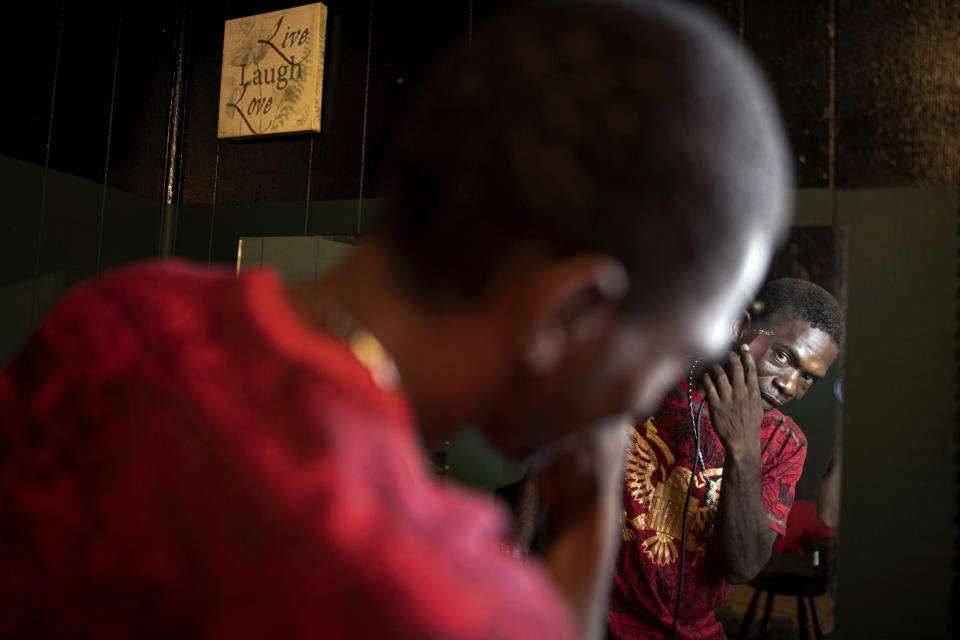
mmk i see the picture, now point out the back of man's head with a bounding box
[378,0,792,316]
[754,278,845,346]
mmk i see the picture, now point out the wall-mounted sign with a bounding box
[218,3,328,138]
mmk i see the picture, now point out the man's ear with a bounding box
[518,255,628,375]
[732,308,752,344]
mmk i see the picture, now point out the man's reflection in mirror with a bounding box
[508,279,843,639]
[614,278,843,639]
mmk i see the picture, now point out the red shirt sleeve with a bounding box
[759,415,807,537]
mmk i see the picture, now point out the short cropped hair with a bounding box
[377,0,792,312]
[754,278,845,346]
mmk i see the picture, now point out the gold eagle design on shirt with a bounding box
[622,418,723,566]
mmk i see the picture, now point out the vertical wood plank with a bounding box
[0,1,62,306]
[1,4,63,166]
[676,0,740,35]
[835,0,960,188]
[45,6,120,183]
[107,3,178,199]
[178,0,231,262]
[744,0,832,188]
[304,0,372,217]
[39,4,121,293]
[98,2,180,272]
[361,0,469,205]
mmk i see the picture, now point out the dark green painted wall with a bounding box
[831,189,957,638]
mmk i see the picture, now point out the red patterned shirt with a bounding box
[608,380,806,639]
[0,261,575,640]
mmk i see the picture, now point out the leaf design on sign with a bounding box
[273,35,312,129]
[229,20,271,66]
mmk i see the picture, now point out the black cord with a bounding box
[671,399,706,640]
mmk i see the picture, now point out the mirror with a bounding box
[717,225,847,638]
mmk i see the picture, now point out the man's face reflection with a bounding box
[751,317,839,411]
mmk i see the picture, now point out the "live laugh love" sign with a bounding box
[218,3,328,138]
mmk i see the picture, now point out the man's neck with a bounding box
[284,239,497,450]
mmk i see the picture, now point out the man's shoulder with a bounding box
[1,260,284,405]
[761,409,807,451]
[100,258,235,283]
[94,259,250,312]
[42,259,243,331]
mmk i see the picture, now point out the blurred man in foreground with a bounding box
[611,279,843,639]
[0,1,791,638]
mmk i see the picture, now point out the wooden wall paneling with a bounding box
[0,3,62,295]
[177,0,231,262]
[1,3,63,166]
[469,0,524,26]
[98,2,182,272]
[482,0,744,44]
[359,0,469,218]
[213,124,313,204]
[44,5,119,184]
[180,0,229,207]
[835,0,960,188]
[686,0,740,37]
[105,3,177,201]
[158,0,190,256]
[743,0,832,189]
[38,4,121,296]
[305,0,373,235]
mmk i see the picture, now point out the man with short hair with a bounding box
[610,278,843,639]
[0,2,791,638]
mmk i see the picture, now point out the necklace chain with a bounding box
[310,298,401,390]
[686,359,717,506]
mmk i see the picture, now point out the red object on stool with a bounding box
[737,501,836,640]
[774,500,837,555]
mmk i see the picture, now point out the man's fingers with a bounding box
[742,343,759,390]
[711,364,731,398]
[727,350,744,388]
[702,372,719,404]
